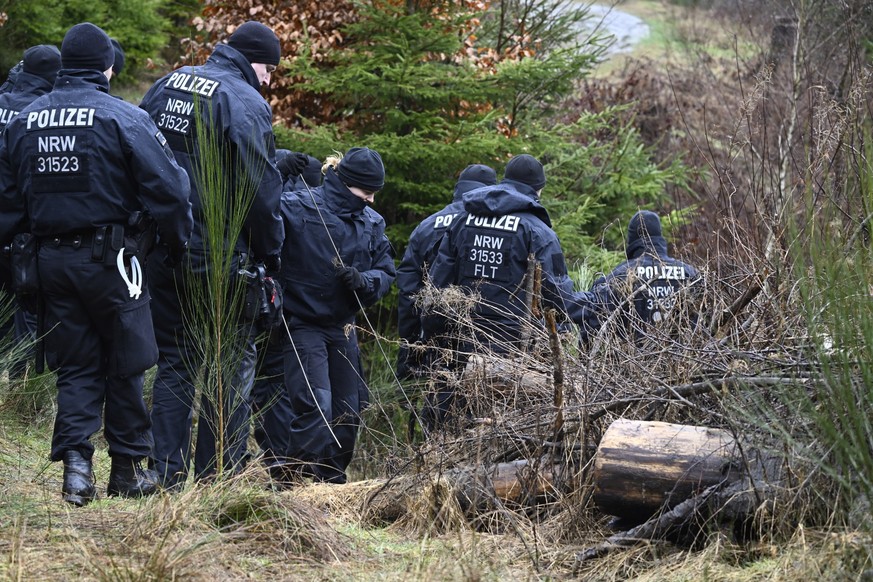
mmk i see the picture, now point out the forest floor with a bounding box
[1,403,870,581]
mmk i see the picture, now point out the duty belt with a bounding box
[45,232,94,248]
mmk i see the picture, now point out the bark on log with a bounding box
[463,354,550,396]
[593,419,741,520]
[360,459,560,525]
[444,459,560,510]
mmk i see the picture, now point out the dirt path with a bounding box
[584,3,651,55]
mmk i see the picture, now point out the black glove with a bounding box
[276,152,310,181]
[396,342,427,381]
[338,266,366,291]
[264,254,281,275]
[165,240,188,268]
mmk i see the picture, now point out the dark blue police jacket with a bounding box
[396,176,492,343]
[587,234,701,340]
[0,72,54,134]
[426,179,593,347]
[279,169,396,327]
[0,68,192,247]
[139,43,283,260]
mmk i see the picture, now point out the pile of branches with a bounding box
[378,255,821,538]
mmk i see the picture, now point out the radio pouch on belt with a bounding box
[91,226,107,262]
[11,233,39,299]
[109,224,125,255]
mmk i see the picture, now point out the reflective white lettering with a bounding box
[38,135,76,152]
[464,214,520,232]
[25,108,95,130]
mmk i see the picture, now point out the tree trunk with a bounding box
[358,459,560,526]
[463,354,550,395]
[593,419,741,520]
[445,459,560,510]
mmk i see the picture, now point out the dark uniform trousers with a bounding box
[283,322,365,484]
[147,252,257,486]
[39,243,155,462]
[252,331,292,463]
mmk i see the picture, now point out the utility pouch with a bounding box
[11,232,39,297]
[91,226,107,262]
[109,293,158,377]
[109,224,125,254]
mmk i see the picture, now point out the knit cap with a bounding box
[458,164,497,186]
[626,210,663,245]
[23,45,61,83]
[227,21,281,66]
[61,23,114,72]
[504,154,546,191]
[338,147,385,192]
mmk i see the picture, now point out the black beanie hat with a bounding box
[110,38,125,74]
[227,21,281,66]
[61,23,114,72]
[23,45,61,84]
[504,154,546,191]
[627,210,663,245]
[338,147,385,192]
[459,164,497,186]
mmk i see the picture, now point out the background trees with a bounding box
[0,0,199,82]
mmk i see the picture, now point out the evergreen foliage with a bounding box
[274,0,687,270]
[0,0,182,82]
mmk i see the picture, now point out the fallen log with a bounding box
[579,419,801,561]
[444,458,560,511]
[359,459,561,526]
[462,354,550,396]
[593,419,741,521]
[578,463,793,562]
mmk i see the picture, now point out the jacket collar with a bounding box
[323,169,368,217]
[207,44,260,91]
[463,181,552,227]
[54,69,110,93]
[10,72,53,96]
[452,179,488,202]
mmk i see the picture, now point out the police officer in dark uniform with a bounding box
[0,45,61,133]
[277,147,395,484]
[585,210,701,343]
[0,45,61,376]
[139,21,284,487]
[395,164,497,380]
[0,22,194,506]
[425,154,594,426]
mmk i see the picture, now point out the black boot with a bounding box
[107,456,159,498]
[62,450,96,507]
[266,459,312,490]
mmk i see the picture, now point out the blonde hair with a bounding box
[322,150,343,175]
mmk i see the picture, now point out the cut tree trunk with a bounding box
[445,458,560,510]
[463,354,550,396]
[359,459,560,526]
[593,419,741,520]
